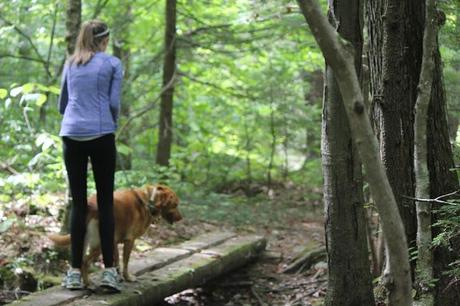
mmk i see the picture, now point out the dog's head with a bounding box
[145,184,182,224]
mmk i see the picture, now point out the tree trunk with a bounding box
[428,30,460,306]
[156,0,177,167]
[366,1,419,278]
[414,0,438,304]
[367,1,459,304]
[113,4,133,171]
[297,1,412,304]
[302,69,322,160]
[60,0,82,235]
[65,0,81,56]
[321,1,375,305]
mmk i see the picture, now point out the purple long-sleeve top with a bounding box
[58,52,123,137]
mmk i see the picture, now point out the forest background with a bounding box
[0,0,459,305]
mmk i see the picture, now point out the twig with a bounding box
[250,286,266,306]
[402,190,460,205]
[0,13,51,77]
[116,70,177,140]
[178,70,256,100]
[0,53,46,64]
[0,163,19,175]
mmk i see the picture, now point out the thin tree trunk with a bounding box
[413,1,438,304]
[60,0,81,235]
[296,1,412,305]
[156,0,177,166]
[113,4,133,171]
[267,83,276,188]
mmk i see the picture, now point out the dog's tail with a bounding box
[48,234,71,247]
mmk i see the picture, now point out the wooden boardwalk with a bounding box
[9,232,266,306]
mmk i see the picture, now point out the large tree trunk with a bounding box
[322,1,375,305]
[428,36,460,306]
[113,4,133,171]
[297,0,412,305]
[156,0,177,167]
[367,1,419,277]
[367,1,459,304]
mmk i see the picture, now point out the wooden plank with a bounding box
[62,235,266,306]
[9,231,237,306]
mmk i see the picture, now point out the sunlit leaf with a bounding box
[36,94,47,106]
[0,88,7,99]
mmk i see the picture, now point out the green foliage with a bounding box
[0,0,325,204]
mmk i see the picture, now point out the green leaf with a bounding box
[22,83,35,93]
[47,86,61,95]
[0,88,7,99]
[117,143,133,156]
[36,94,47,107]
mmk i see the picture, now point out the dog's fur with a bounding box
[49,184,182,285]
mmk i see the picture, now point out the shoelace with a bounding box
[67,271,81,284]
[103,270,117,283]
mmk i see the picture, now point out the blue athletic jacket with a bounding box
[58,52,123,137]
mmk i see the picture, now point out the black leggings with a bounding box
[63,134,116,269]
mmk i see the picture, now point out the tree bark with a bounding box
[366,1,419,277]
[156,0,177,167]
[60,0,82,235]
[321,1,375,305]
[296,1,412,305]
[367,1,459,304]
[428,25,460,306]
[414,0,438,304]
[65,0,81,56]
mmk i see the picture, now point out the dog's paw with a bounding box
[123,273,137,282]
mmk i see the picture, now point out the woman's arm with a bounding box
[58,64,69,115]
[109,57,123,123]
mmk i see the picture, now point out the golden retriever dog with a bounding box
[49,184,182,286]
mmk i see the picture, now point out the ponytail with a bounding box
[69,20,110,65]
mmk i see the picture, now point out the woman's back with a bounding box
[59,52,122,137]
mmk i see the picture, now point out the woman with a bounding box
[58,20,122,292]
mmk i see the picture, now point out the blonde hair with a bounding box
[70,20,110,65]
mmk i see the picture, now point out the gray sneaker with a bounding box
[63,268,84,290]
[100,267,121,292]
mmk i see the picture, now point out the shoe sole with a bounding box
[99,284,121,293]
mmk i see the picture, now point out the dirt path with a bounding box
[0,189,325,305]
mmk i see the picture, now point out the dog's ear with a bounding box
[149,184,179,209]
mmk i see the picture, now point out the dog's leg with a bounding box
[113,243,121,275]
[122,240,136,282]
[82,248,100,286]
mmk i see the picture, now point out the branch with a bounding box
[92,0,110,19]
[0,13,51,78]
[116,70,177,140]
[178,70,256,100]
[46,4,59,81]
[0,53,46,64]
[402,190,460,205]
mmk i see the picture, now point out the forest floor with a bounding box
[0,183,325,306]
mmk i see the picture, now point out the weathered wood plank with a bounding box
[9,231,237,306]
[62,235,266,306]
